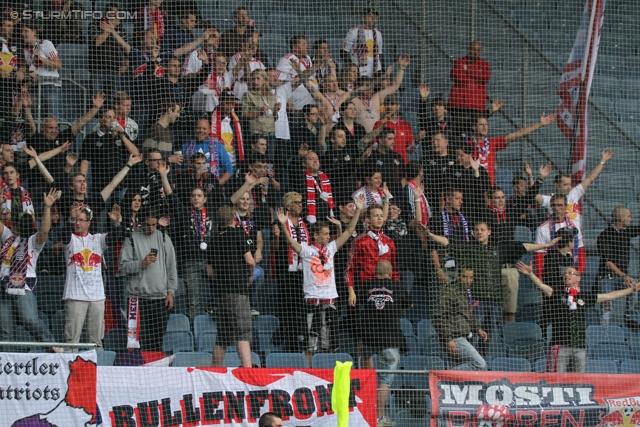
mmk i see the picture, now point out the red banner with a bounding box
[430,370,640,426]
[98,367,378,426]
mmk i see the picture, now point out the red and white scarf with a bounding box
[305,170,334,223]
[286,217,308,271]
[142,6,165,44]
[1,186,33,227]
[126,297,141,349]
[488,204,506,223]
[367,228,389,256]
[210,109,244,162]
[407,180,430,226]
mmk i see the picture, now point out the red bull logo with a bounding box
[597,397,640,427]
[566,202,581,220]
[69,248,102,272]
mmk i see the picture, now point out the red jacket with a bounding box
[345,230,400,287]
[374,118,414,164]
[448,56,491,112]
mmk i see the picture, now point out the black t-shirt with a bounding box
[450,165,492,226]
[175,172,227,213]
[550,290,598,348]
[58,191,107,221]
[321,146,358,202]
[209,226,252,293]
[334,121,366,155]
[28,128,74,190]
[596,225,640,278]
[422,152,457,204]
[80,132,129,192]
[356,278,412,352]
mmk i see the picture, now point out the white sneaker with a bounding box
[377,416,396,427]
[251,309,260,316]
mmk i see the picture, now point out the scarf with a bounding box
[367,228,389,256]
[441,209,470,242]
[385,218,407,238]
[312,242,332,271]
[236,212,255,236]
[126,297,141,349]
[565,285,580,310]
[407,180,430,226]
[488,204,506,223]
[1,235,29,295]
[1,186,33,227]
[362,185,384,208]
[354,26,381,70]
[305,170,334,223]
[549,215,579,266]
[467,135,491,170]
[183,137,221,179]
[143,6,165,44]
[286,217,308,271]
[203,48,218,88]
[210,109,244,162]
[547,344,560,373]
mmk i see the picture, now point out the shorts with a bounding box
[215,294,252,347]
[306,304,337,353]
[376,348,401,387]
[501,267,519,314]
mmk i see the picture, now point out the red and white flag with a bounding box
[556,0,606,187]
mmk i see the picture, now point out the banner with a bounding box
[556,0,606,186]
[429,370,640,426]
[97,367,377,427]
[0,351,98,427]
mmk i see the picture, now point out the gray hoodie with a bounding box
[119,229,178,299]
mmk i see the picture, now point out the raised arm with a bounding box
[377,55,409,99]
[100,153,143,202]
[357,125,385,153]
[36,188,61,245]
[581,149,613,191]
[229,173,269,205]
[333,194,364,249]
[505,112,557,144]
[597,281,640,303]
[276,208,302,254]
[23,146,54,183]
[157,161,173,196]
[70,92,106,136]
[516,261,553,297]
[173,28,213,58]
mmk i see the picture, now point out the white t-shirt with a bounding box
[276,53,317,110]
[535,218,584,254]
[342,26,383,78]
[352,186,385,209]
[273,83,293,140]
[540,184,585,231]
[23,40,61,86]
[228,53,265,101]
[63,232,109,301]
[300,241,339,300]
[0,227,44,291]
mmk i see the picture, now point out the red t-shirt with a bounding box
[468,135,507,185]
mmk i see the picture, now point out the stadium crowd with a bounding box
[0,1,637,424]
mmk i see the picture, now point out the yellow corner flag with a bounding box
[331,360,353,427]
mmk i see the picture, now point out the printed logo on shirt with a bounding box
[69,248,102,272]
[368,293,393,309]
[310,255,332,283]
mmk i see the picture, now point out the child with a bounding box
[277,193,364,365]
